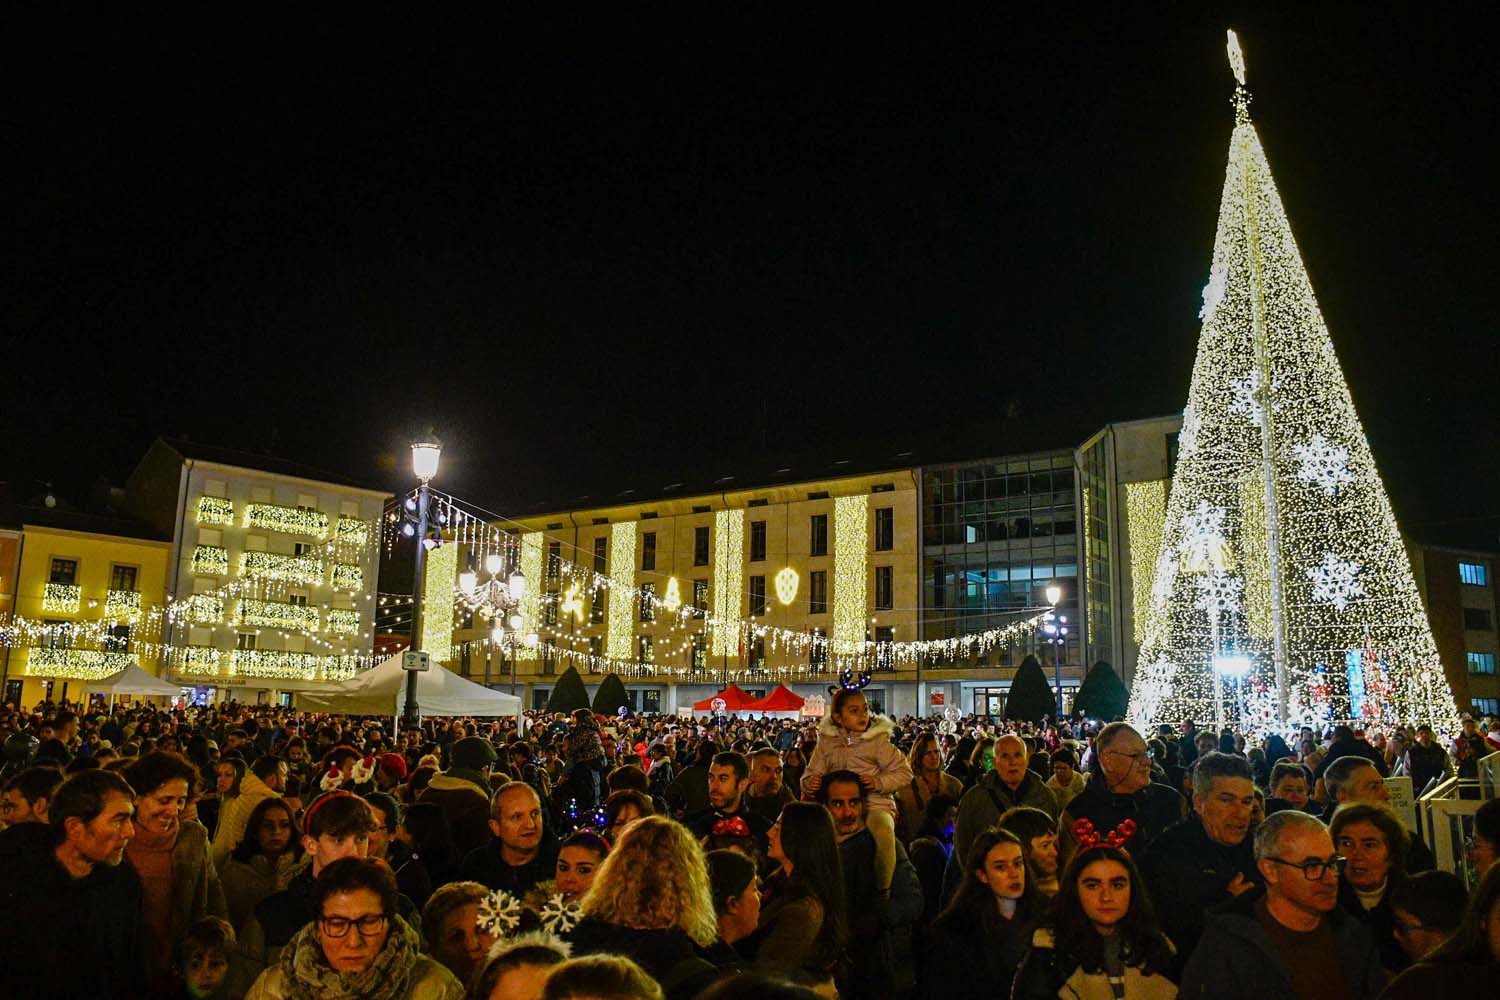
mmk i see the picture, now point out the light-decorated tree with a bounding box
[1128,32,1456,734]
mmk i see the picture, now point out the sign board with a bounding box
[801,694,827,717]
[930,692,945,706]
[402,650,431,673]
[1384,776,1416,832]
[676,707,695,720]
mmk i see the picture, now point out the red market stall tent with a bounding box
[746,684,805,717]
[691,684,760,713]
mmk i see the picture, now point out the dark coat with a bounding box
[419,770,493,858]
[838,828,923,997]
[1316,739,1388,778]
[569,917,720,1000]
[1180,886,1384,998]
[743,870,839,980]
[459,833,560,895]
[1379,957,1500,998]
[1138,812,1260,965]
[1059,770,1185,857]
[953,770,1058,868]
[0,822,147,1000]
[1339,877,1409,975]
[923,900,1032,1000]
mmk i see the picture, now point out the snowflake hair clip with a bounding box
[539,894,583,936]
[476,890,524,938]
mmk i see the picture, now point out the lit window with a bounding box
[1468,651,1497,675]
[1460,562,1489,586]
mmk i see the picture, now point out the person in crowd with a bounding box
[562,709,607,812]
[1388,870,1470,965]
[395,801,462,904]
[365,791,401,861]
[1,763,62,827]
[122,751,229,997]
[422,736,499,858]
[744,802,847,983]
[1323,755,1437,872]
[221,796,301,929]
[1316,726,1390,781]
[540,955,664,1000]
[1333,801,1413,973]
[603,788,653,842]
[0,768,146,998]
[420,881,497,987]
[1469,797,1499,878]
[1180,809,1384,998]
[569,815,720,1000]
[376,752,408,793]
[799,689,911,898]
[211,754,280,871]
[1140,751,1260,965]
[1012,842,1178,999]
[1404,724,1452,795]
[953,733,1059,869]
[961,736,995,791]
[176,916,235,1000]
[510,741,553,805]
[554,829,610,903]
[924,827,1041,999]
[1453,716,1489,785]
[1059,722,1183,860]
[468,932,571,1000]
[744,746,794,822]
[706,848,761,958]
[779,746,806,801]
[1045,746,1087,811]
[816,770,923,996]
[688,751,773,856]
[461,781,561,894]
[244,857,462,999]
[1379,865,1500,995]
[894,732,964,846]
[998,805,1063,897]
[645,741,676,806]
[666,742,717,819]
[1266,761,1314,814]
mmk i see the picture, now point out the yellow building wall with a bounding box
[8,525,172,707]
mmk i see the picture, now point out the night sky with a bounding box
[7,10,1496,543]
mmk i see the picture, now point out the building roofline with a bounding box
[155,438,392,497]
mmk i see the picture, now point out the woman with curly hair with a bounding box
[1011,842,1177,999]
[568,815,719,1000]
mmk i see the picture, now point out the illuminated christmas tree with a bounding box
[1127,32,1456,734]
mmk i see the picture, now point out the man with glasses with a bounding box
[1181,810,1385,998]
[1059,722,1184,860]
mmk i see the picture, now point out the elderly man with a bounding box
[460,781,559,895]
[818,771,923,997]
[954,733,1058,867]
[1180,810,1385,998]
[1140,752,1260,963]
[1322,755,1435,872]
[1060,722,1184,858]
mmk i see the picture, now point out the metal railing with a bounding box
[1416,749,1499,888]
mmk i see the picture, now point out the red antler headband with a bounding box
[1073,817,1137,854]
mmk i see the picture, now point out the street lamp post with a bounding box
[402,440,441,731]
[459,552,527,694]
[1044,584,1069,723]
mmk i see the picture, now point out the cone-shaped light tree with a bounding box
[1128,31,1456,734]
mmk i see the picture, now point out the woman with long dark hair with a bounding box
[220,797,302,929]
[395,802,462,895]
[924,828,1040,999]
[1012,843,1177,998]
[744,802,847,985]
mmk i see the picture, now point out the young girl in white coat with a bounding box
[801,686,912,894]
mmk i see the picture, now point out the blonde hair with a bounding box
[580,815,717,946]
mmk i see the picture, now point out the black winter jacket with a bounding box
[1137,813,1260,965]
[569,917,720,1000]
[1059,771,1185,856]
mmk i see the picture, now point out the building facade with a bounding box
[125,439,390,705]
[1408,545,1500,718]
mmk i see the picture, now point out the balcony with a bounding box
[237,599,320,631]
[327,609,361,635]
[240,550,323,586]
[228,649,360,682]
[184,593,225,625]
[331,563,363,592]
[105,589,142,622]
[335,516,371,547]
[176,646,224,676]
[243,503,329,538]
[196,496,234,526]
[192,545,229,575]
[25,647,131,680]
[41,583,81,614]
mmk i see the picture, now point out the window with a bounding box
[809,571,828,615]
[547,542,562,581]
[48,559,78,585]
[875,566,893,610]
[1460,562,1490,586]
[593,537,607,575]
[640,582,656,622]
[810,515,828,556]
[810,628,827,668]
[750,637,766,669]
[288,592,309,607]
[694,526,710,566]
[1464,608,1494,632]
[642,532,657,571]
[1473,698,1499,718]
[293,542,315,557]
[691,634,707,671]
[1469,651,1497,675]
[749,575,767,616]
[544,594,559,626]
[589,636,602,659]
[638,636,654,665]
[109,565,138,592]
[236,632,257,651]
[45,620,72,650]
[750,521,767,562]
[590,590,605,624]
[693,579,708,611]
[875,507,894,551]
[543,649,556,676]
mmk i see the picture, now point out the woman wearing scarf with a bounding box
[245,856,462,1000]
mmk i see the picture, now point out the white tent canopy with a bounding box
[298,655,523,724]
[89,663,182,698]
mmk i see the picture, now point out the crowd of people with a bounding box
[0,691,1497,1000]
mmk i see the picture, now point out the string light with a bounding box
[419,542,456,662]
[831,495,868,656]
[191,545,230,576]
[662,577,682,613]
[1127,37,1456,734]
[42,583,82,614]
[710,511,743,657]
[606,522,637,660]
[331,563,364,592]
[196,496,234,526]
[240,550,323,586]
[104,589,142,623]
[1125,480,1168,645]
[327,609,361,635]
[243,502,330,538]
[237,598,321,631]
[24,649,130,681]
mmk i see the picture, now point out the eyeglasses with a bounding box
[1264,855,1345,880]
[1105,750,1152,767]
[318,914,389,938]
